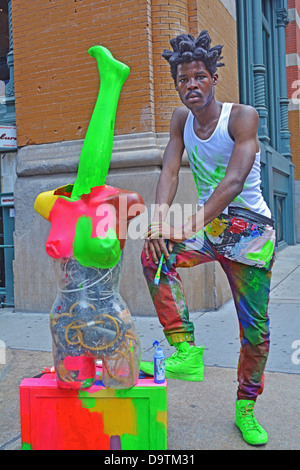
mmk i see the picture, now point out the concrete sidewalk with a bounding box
[0,244,299,450]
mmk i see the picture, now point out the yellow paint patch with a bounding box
[205,217,228,237]
[34,190,58,220]
[91,398,138,436]
[156,410,167,428]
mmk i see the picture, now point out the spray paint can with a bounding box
[153,340,165,383]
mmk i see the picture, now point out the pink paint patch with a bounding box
[95,203,116,238]
[64,356,96,380]
[46,185,119,258]
[45,184,144,260]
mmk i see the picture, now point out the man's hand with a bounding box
[143,237,175,264]
[147,221,188,242]
[144,222,187,263]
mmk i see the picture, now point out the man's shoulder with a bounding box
[229,104,259,134]
[173,105,190,117]
[231,103,259,120]
[171,106,190,134]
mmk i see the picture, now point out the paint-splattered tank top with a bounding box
[183,102,271,217]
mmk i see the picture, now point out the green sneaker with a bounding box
[235,399,268,446]
[140,342,204,381]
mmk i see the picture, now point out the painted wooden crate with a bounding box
[20,369,167,450]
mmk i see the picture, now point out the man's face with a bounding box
[175,60,218,111]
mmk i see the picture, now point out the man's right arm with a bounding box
[144,106,188,263]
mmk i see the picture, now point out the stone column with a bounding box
[252,0,270,144]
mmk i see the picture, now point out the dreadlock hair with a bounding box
[162,30,225,83]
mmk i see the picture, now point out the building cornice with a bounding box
[16,132,190,178]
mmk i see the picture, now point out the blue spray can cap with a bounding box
[153,340,164,356]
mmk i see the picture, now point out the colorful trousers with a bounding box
[141,232,274,401]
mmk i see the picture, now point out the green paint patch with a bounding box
[78,391,98,409]
[188,145,246,205]
[73,215,121,268]
[82,377,95,389]
[71,46,130,200]
[22,442,32,450]
[246,240,274,266]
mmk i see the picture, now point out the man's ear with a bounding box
[213,73,218,85]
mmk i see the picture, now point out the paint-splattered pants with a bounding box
[141,232,274,401]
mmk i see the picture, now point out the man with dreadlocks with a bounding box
[140,31,276,446]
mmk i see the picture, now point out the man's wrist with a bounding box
[182,223,196,240]
[183,211,204,239]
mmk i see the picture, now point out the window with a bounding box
[0,1,9,85]
[0,207,4,290]
[274,194,285,244]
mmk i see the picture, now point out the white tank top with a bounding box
[183,102,271,217]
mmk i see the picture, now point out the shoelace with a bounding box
[165,349,189,366]
[240,403,261,432]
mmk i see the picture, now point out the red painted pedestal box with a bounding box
[20,369,167,450]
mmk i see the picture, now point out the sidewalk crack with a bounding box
[0,433,21,450]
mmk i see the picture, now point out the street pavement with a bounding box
[0,244,299,451]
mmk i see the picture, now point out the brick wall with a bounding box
[151,0,189,133]
[11,0,154,146]
[152,0,239,133]
[11,0,238,147]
